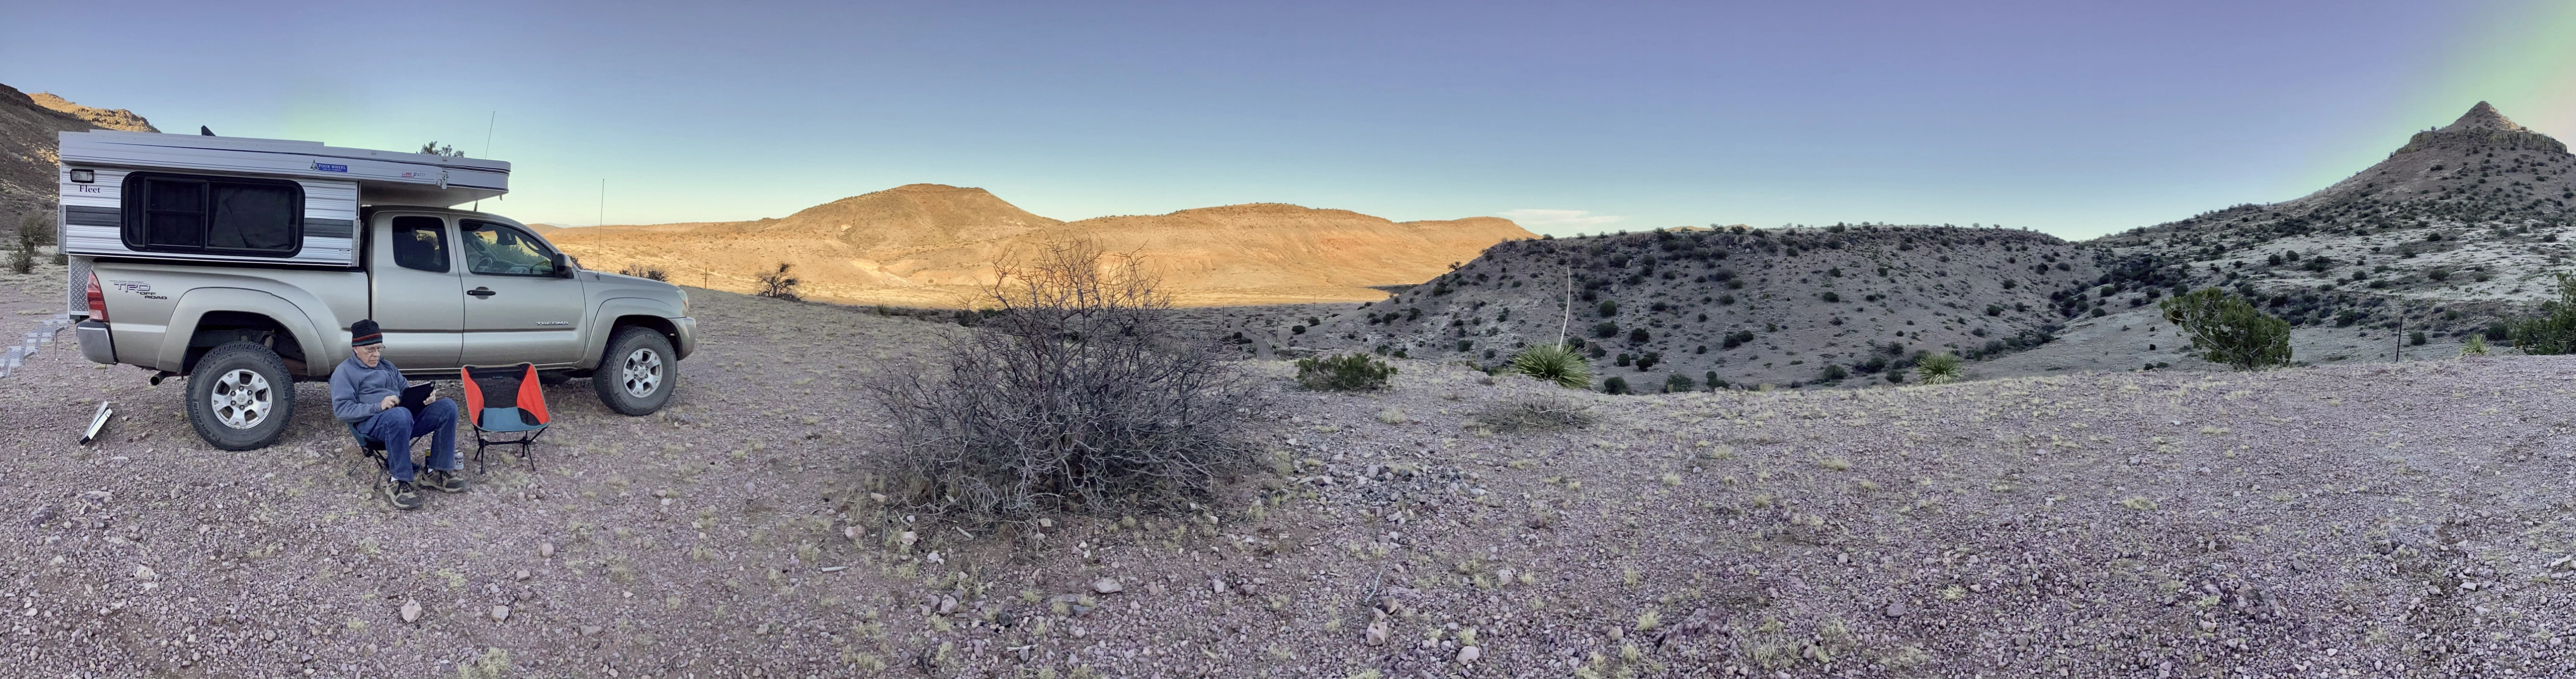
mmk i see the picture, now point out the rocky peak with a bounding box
[2395,101,2563,155]
[2439,101,2527,133]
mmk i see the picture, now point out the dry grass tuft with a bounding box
[1468,397,1596,433]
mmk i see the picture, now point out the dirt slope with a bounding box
[2091,102,2575,337]
[1267,103,2576,393]
[1274,225,2100,390]
[550,186,1535,307]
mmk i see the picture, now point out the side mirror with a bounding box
[552,253,575,278]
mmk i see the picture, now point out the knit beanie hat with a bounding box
[351,319,383,347]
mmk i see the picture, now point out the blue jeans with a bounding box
[365,398,457,482]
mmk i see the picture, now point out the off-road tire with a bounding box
[594,326,677,415]
[185,341,296,451]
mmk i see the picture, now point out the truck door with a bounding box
[370,215,465,369]
[457,220,586,367]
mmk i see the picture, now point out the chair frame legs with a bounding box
[472,427,544,475]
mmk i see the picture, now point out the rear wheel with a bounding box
[594,326,677,415]
[186,341,296,450]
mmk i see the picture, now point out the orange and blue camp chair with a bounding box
[459,363,550,473]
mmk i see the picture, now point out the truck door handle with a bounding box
[468,288,497,298]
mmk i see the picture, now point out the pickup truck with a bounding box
[58,131,695,450]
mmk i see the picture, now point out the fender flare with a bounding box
[578,297,684,370]
[159,288,335,378]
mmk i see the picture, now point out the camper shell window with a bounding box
[119,172,304,256]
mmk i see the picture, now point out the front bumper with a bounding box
[75,320,114,364]
[671,316,696,360]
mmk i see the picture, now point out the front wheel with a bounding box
[185,341,296,450]
[594,326,677,415]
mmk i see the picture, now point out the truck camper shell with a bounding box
[56,130,511,312]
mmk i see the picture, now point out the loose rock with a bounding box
[1885,602,1908,619]
[490,605,511,622]
[1365,620,1391,646]
[400,600,422,623]
[1093,578,1123,595]
[539,542,556,559]
[1458,646,1481,663]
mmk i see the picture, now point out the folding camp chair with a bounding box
[460,363,551,473]
[349,422,428,480]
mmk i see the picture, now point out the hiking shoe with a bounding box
[421,468,467,494]
[384,480,422,510]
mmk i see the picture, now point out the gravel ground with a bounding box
[6,276,2576,678]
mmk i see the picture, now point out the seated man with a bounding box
[329,319,464,510]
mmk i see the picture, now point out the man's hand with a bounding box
[378,394,400,411]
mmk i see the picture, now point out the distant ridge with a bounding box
[550,185,1536,307]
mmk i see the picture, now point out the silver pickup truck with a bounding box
[58,131,695,450]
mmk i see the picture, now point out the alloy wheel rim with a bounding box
[621,348,663,398]
[210,369,272,430]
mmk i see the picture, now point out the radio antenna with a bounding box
[472,111,496,212]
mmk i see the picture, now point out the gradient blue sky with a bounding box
[7,1,2572,239]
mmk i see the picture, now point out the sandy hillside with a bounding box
[548,185,1534,307]
[6,268,2576,677]
[0,84,155,223]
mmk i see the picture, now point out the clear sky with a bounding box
[6,1,2572,239]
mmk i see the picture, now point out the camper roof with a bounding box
[57,130,512,207]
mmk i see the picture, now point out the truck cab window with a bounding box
[391,216,452,272]
[461,221,557,276]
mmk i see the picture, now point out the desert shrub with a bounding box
[2158,288,2292,370]
[2428,268,2450,282]
[1914,352,1963,385]
[868,242,1252,521]
[2484,321,2509,341]
[1663,373,1694,392]
[1820,364,1847,381]
[1471,396,1594,432]
[2507,273,2576,354]
[1627,327,1649,343]
[11,213,53,274]
[755,262,801,301]
[1885,370,1905,384]
[1295,353,1396,391]
[1597,300,1619,317]
[1510,343,1592,389]
[2409,330,2426,346]
[617,263,669,281]
[2463,334,2490,356]
[1633,352,1659,370]
[1820,291,1840,303]
[1602,376,1630,394]
[1592,321,1620,338]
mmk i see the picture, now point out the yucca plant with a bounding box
[1914,352,1963,385]
[2462,333,2490,356]
[1511,343,1593,389]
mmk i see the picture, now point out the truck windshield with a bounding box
[461,221,557,276]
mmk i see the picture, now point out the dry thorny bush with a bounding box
[868,241,1256,524]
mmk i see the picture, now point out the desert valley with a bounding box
[5,82,2576,679]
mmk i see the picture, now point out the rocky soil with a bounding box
[6,272,2576,678]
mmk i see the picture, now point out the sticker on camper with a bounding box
[312,162,349,172]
